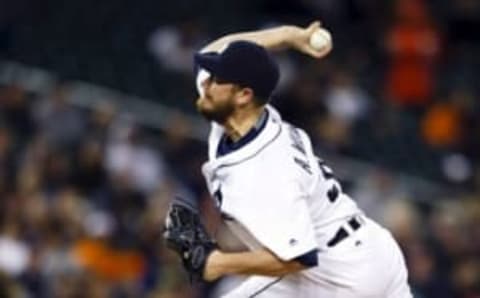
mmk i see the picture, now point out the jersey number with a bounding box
[318,159,340,203]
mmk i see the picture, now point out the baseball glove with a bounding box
[163,197,217,282]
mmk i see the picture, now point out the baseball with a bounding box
[309,28,331,50]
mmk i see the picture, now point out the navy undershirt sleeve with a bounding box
[293,249,318,267]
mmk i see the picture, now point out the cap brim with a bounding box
[194,52,221,76]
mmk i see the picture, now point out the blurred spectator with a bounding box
[452,258,480,297]
[275,71,325,131]
[440,153,473,185]
[18,247,49,298]
[162,112,207,195]
[33,84,86,149]
[420,89,477,184]
[382,199,421,246]
[0,125,16,195]
[421,100,463,148]
[105,119,166,196]
[428,201,469,273]
[351,169,408,223]
[463,199,480,255]
[420,89,474,149]
[0,272,26,298]
[73,138,108,198]
[323,70,370,125]
[87,100,117,143]
[42,149,73,194]
[0,219,31,277]
[313,70,371,153]
[72,237,145,283]
[407,241,455,298]
[384,0,441,108]
[148,19,208,75]
[0,85,34,141]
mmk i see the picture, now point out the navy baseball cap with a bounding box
[194,41,280,99]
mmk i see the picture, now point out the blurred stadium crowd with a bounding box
[1,0,480,297]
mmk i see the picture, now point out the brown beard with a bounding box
[197,96,235,124]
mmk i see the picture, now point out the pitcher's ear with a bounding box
[234,87,255,106]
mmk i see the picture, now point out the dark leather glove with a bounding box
[164,198,217,282]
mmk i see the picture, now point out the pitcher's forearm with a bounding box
[200,21,331,59]
[201,26,296,53]
[204,249,306,281]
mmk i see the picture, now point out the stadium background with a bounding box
[0,0,479,297]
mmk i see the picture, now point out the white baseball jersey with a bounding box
[202,105,362,255]
[197,71,412,298]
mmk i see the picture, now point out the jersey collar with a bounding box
[216,109,269,158]
[205,105,282,169]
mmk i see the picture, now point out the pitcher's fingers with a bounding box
[318,43,333,58]
[308,42,333,59]
[303,46,324,59]
[307,21,322,32]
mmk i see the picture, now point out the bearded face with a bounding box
[196,96,235,123]
[196,77,239,124]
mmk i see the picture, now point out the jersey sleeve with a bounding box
[231,177,318,261]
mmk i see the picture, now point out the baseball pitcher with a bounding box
[164,21,413,298]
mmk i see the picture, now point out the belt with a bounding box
[327,217,362,247]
